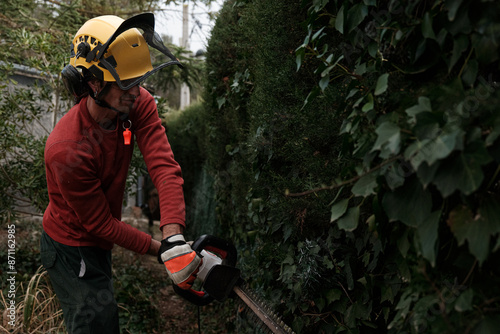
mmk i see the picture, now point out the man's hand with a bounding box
[158,234,202,289]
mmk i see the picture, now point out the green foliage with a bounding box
[113,257,163,332]
[147,44,206,98]
[161,102,218,238]
[0,0,81,220]
[174,0,500,333]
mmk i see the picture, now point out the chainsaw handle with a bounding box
[173,235,238,306]
[191,234,237,267]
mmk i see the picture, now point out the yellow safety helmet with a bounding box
[62,13,181,98]
[71,15,153,83]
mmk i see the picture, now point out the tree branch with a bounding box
[285,155,402,197]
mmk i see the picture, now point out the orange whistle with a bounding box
[123,128,131,145]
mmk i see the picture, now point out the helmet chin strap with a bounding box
[90,82,129,121]
[89,82,133,145]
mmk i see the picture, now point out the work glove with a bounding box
[158,234,202,290]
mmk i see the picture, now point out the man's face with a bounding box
[103,81,141,114]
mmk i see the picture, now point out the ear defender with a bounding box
[61,64,87,102]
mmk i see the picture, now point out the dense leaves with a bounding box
[171,0,500,333]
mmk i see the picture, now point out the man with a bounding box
[40,13,201,333]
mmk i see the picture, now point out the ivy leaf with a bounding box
[397,229,410,258]
[447,198,500,265]
[472,32,500,64]
[217,96,226,109]
[445,0,464,21]
[446,4,472,36]
[372,121,401,155]
[322,55,344,77]
[312,26,326,41]
[413,295,439,318]
[330,198,349,222]
[422,12,436,40]
[362,93,374,112]
[345,302,369,328]
[433,154,479,197]
[449,34,469,73]
[374,73,389,96]
[414,38,427,63]
[352,171,378,197]
[486,117,500,146]
[461,59,478,87]
[355,62,367,75]
[416,161,440,188]
[368,41,378,57]
[279,263,297,282]
[382,161,406,190]
[318,55,343,92]
[295,46,305,71]
[312,0,329,11]
[389,290,419,329]
[405,96,432,121]
[319,75,329,92]
[416,210,441,267]
[405,126,464,170]
[335,5,345,34]
[454,289,473,312]
[433,141,491,197]
[382,177,432,228]
[301,86,320,110]
[337,206,360,232]
[381,285,395,303]
[346,4,368,33]
[325,289,342,304]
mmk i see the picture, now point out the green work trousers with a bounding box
[40,231,119,334]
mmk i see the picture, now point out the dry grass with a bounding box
[1,266,65,333]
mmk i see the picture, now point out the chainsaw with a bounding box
[172,235,295,334]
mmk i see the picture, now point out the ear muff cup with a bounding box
[61,65,87,100]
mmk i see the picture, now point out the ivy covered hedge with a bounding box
[165,0,500,333]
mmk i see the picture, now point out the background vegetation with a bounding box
[2,0,500,333]
[168,0,500,333]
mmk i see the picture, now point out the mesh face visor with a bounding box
[87,12,182,90]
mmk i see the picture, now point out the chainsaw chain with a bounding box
[235,285,295,334]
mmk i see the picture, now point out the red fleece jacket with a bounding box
[43,87,185,254]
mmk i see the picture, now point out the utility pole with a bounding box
[180,3,190,110]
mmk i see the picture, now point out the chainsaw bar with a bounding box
[176,235,296,333]
[234,285,295,334]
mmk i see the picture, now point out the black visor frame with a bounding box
[88,12,182,91]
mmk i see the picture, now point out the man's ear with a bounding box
[86,79,103,93]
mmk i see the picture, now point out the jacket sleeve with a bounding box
[133,88,186,230]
